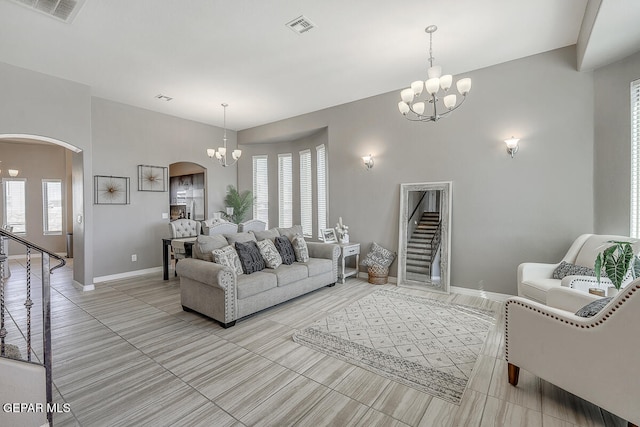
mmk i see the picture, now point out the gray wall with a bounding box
[593,50,640,234]
[239,47,595,295]
[0,141,69,254]
[91,98,237,278]
[0,61,93,287]
[238,128,328,233]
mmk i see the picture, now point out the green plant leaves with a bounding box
[596,240,635,290]
[223,185,254,224]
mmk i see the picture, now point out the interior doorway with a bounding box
[169,162,207,221]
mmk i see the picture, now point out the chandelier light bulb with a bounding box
[397,25,472,123]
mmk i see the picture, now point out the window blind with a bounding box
[278,153,293,228]
[253,155,269,228]
[3,179,26,233]
[43,179,63,235]
[631,79,640,238]
[316,144,327,236]
[299,149,312,237]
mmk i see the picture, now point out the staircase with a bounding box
[406,212,440,282]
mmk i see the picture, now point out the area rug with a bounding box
[293,289,495,404]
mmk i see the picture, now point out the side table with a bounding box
[338,242,360,284]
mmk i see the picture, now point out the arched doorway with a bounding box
[169,162,207,221]
[0,134,87,289]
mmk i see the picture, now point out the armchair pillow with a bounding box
[257,239,283,269]
[211,245,243,275]
[274,236,296,265]
[552,261,603,280]
[361,242,396,268]
[291,234,310,263]
[235,241,266,274]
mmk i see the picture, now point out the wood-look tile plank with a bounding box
[333,366,392,406]
[294,391,370,426]
[480,395,542,427]
[355,408,412,427]
[540,380,606,427]
[371,381,433,426]
[489,358,542,412]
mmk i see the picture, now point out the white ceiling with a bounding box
[0,0,638,131]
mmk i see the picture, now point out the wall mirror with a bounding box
[398,181,452,293]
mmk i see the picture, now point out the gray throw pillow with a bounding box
[193,234,228,262]
[252,228,280,242]
[575,297,613,317]
[276,225,303,240]
[361,242,396,268]
[224,232,257,246]
[257,239,283,269]
[552,261,604,279]
[291,234,309,262]
[211,245,243,275]
[274,236,296,265]
[235,241,266,274]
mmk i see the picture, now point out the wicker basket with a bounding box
[367,265,389,285]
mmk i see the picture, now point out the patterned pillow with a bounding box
[361,242,396,268]
[211,245,243,275]
[575,297,613,317]
[194,234,228,262]
[235,241,266,274]
[291,234,309,263]
[277,225,303,240]
[552,261,603,279]
[274,236,296,265]
[257,239,283,269]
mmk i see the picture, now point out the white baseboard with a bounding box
[356,272,512,302]
[73,280,94,292]
[93,266,163,284]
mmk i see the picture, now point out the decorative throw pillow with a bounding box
[291,234,310,263]
[552,261,604,279]
[257,239,283,269]
[252,228,280,242]
[193,234,228,262]
[575,297,613,317]
[235,241,266,274]
[361,242,396,268]
[211,245,243,275]
[224,232,257,246]
[276,225,303,240]
[274,236,296,265]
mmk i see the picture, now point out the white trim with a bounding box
[93,266,163,284]
[73,280,94,292]
[0,134,82,153]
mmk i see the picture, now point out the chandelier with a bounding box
[398,25,471,122]
[207,103,241,167]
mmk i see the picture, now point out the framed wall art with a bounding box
[138,165,168,192]
[320,228,337,243]
[94,175,130,205]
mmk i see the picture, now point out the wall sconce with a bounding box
[8,169,19,177]
[504,137,520,158]
[362,154,374,170]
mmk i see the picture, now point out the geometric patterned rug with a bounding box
[293,288,495,404]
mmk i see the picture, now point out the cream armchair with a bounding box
[238,219,266,233]
[518,234,635,303]
[505,283,640,426]
[168,219,201,268]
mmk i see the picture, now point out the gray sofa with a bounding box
[176,226,340,328]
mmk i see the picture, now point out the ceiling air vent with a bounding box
[286,15,316,35]
[9,0,87,23]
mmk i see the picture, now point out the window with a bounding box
[299,149,312,237]
[2,179,26,233]
[253,155,269,228]
[43,179,63,235]
[278,153,293,228]
[316,144,327,236]
[631,79,640,237]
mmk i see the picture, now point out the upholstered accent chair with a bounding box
[201,220,238,236]
[505,283,640,427]
[518,234,636,304]
[238,219,267,233]
[168,219,201,273]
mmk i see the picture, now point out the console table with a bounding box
[338,242,360,284]
[162,238,194,280]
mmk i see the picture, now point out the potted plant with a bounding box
[595,240,638,296]
[223,185,254,224]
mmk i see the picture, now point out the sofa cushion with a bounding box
[264,263,308,286]
[235,241,266,274]
[211,245,243,275]
[274,236,296,265]
[257,239,283,269]
[575,297,613,317]
[520,278,559,304]
[301,258,333,277]
[291,234,310,262]
[225,232,257,246]
[552,261,601,279]
[277,225,303,240]
[193,234,228,262]
[361,242,396,268]
[236,271,278,299]
[252,228,280,242]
